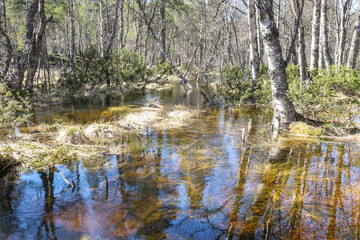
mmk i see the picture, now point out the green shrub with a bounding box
[217,65,271,105]
[288,66,360,125]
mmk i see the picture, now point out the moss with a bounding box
[289,122,324,136]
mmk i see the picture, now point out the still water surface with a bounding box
[1,85,360,239]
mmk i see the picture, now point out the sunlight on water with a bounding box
[1,84,360,239]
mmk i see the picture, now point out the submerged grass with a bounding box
[0,141,77,170]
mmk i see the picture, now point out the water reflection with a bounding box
[1,87,360,239]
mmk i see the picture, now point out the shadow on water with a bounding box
[1,83,360,239]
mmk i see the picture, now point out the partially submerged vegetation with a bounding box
[0,102,201,171]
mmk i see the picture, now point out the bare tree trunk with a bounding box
[99,0,104,57]
[310,0,320,69]
[320,0,332,69]
[136,0,192,89]
[336,0,350,66]
[10,0,51,92]
[291,0,307,85]
[25,0,52,93]
[257,1,296,131]
[106,0,120,54]
[248,0,260,88]
[0,0,12,82]
[160,0,166,62]
[347,3,360,69]
[68,0,76,71]
[73,0,84,53]
[118,0,124,49]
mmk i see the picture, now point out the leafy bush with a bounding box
[111,48,147,86]
[288,65,360,125]
[217,65,271,105]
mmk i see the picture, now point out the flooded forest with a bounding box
[1,0,360,239]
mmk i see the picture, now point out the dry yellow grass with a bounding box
[154,105,197,129]
[56,126,89,144]
[119,109,161,130]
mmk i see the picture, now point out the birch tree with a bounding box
[320,0,332,69]
[347,3,360,69]
[248,0,260,88]
[310,0,320,70]
[256,0,296,131]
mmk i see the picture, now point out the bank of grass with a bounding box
[119,105,200,131]
[0,104,201,171]
[0,141,76,170]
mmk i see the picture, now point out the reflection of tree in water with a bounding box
[0,170,17,238]
[37,168,56,239]
[177,142,217,210]
[114,129,178,238]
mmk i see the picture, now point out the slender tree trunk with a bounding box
[136,0,192,89]
[118,0,124,49]
[336,0,349,66]
[291,0,307,85]
[320,0,332,69]
[106,0,120,54]
[160,0,166,62]
[257,1,296,131]
[68,0,76,71]
[256,7,264,65]
[99,0,104,57]
[248,0,260,88]
[347,3,360,69]
[73,0,84,53]
[0,0,12,82]
[310,0,320,69]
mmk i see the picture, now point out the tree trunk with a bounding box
[248,0,260,88]
[160,0,166,62]
[257,1,296,131]
[0,3,12,83]
[347,3,360,69]
[118,0,124,49]
[68,0,76,71]
[10,0,51,92]
[99,0,104,57]
[106,0,120,54]
[320,0,332,69]
[336,0,349,66]
[291,0,307,85]
[25,0,52,93]
[136,0,192,89]
[310,0,320,69]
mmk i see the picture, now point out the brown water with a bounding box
[1,84,360,239]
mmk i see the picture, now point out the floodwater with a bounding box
[1,84,360,239]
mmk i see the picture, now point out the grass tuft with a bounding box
[56,126,89,144]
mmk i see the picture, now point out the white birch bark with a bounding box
[248,0,260,87]
[347,3,360,69]
[320,0,332,69]
[257,2,296,131]
[310,0,320,69]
